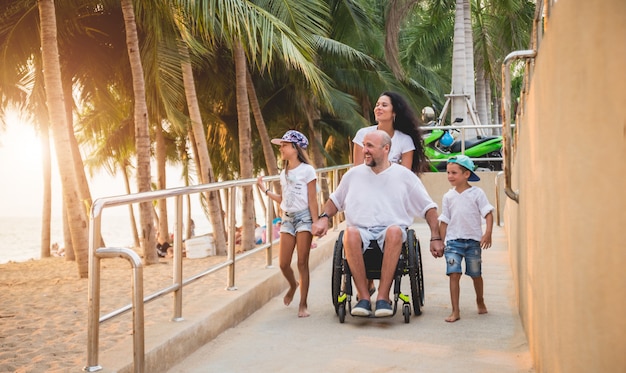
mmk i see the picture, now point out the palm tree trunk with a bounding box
[451,0,467,127]
[40,122,52,258]
[62,203,75,261]
[38,0,90,277]
[463,0,480,137]
[384,0,419,80]
[179,44,227,255]
[155,122,169,244]
[234,41,255,251]
[246,70,278,177]
[121,0,157,264]
[475,65,489,127]
[246,69,280,218]
[122,162,140,248]
[463,0,476,111]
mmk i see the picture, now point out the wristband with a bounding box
[318,212,330,219]
[265,188,270,194]
[430,237,442,241]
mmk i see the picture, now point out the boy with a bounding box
[438,155,494,322]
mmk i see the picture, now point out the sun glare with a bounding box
[1,109,42,166]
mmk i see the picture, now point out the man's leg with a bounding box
[344,227,372,316]
[377,225,403,302]
[344,227,368,301]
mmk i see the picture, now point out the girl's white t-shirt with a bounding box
[279,163,317,213]
[353,126,416,165]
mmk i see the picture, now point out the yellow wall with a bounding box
[505,1,626,372]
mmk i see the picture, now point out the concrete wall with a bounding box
[504,1,626,372]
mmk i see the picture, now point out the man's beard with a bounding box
[365,158,376,167]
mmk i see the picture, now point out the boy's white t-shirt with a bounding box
[353,126,416,165]
[438,186,494,242]
[279,163,317,213]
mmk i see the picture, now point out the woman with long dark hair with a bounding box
[353,91,428,174]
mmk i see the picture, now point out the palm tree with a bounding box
[176,24,228,254]
[120,0,157,264]
[1,1,56,260]
[38,0,90,277]
[384,0,420,81]
[175,0,342,250]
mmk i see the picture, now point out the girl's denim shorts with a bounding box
[444,239,482,277]
[280,209,313,236]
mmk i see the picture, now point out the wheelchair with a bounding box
[331,228,424,323]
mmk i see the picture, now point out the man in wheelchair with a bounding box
[313,130,443,317]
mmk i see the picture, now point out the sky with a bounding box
[0,118,120,217]
[0,111,188,218]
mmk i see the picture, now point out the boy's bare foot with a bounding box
[284,282,299,306]
[445,312,460,322]
[477,300,488,314]
[298,305,310,318]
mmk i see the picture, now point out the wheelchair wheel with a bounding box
[403,303,410,323]
[416,239,424,307]
[338,303,346,323]
[407,230,422,316]
[331,231,345,315]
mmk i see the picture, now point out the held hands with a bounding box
[480,233,492,249]
[312,218,329,237]
[429,239,444,258]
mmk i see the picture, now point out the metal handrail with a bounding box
[499,0,551,203]
[501,49,536,203]
[84,164,351,372]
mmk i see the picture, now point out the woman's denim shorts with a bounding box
[444,239,482,277]
[280,209,313,236]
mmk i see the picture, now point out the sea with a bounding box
[0,214,214,264]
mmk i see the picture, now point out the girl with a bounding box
[257,130,318,317]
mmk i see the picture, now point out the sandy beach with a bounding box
[0,250,265,373]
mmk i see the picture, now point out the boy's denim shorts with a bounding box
[444,239,482,277]
[280,209,313,236]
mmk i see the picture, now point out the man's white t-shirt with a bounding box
[329,163,437,228]
[279,163,317,213]
[438,186,494,242]
[353,126,416,165]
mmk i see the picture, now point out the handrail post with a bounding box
[103,249,144,373]
[84,211,103,372]
[331,169,339,230]
[501,49,536,203]
[495,171,504,226]
[265,190,274,268]
[84,247,145,372]
[227,186,237,290]
[173,195,184,321]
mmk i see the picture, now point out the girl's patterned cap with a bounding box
[270,130,309,149]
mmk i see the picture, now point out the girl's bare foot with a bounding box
[298,305,310,318]
[284,282,299,306]
[445,312,460,322]
[477,300,488,314]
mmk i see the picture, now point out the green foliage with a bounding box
[0,0,535,179]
